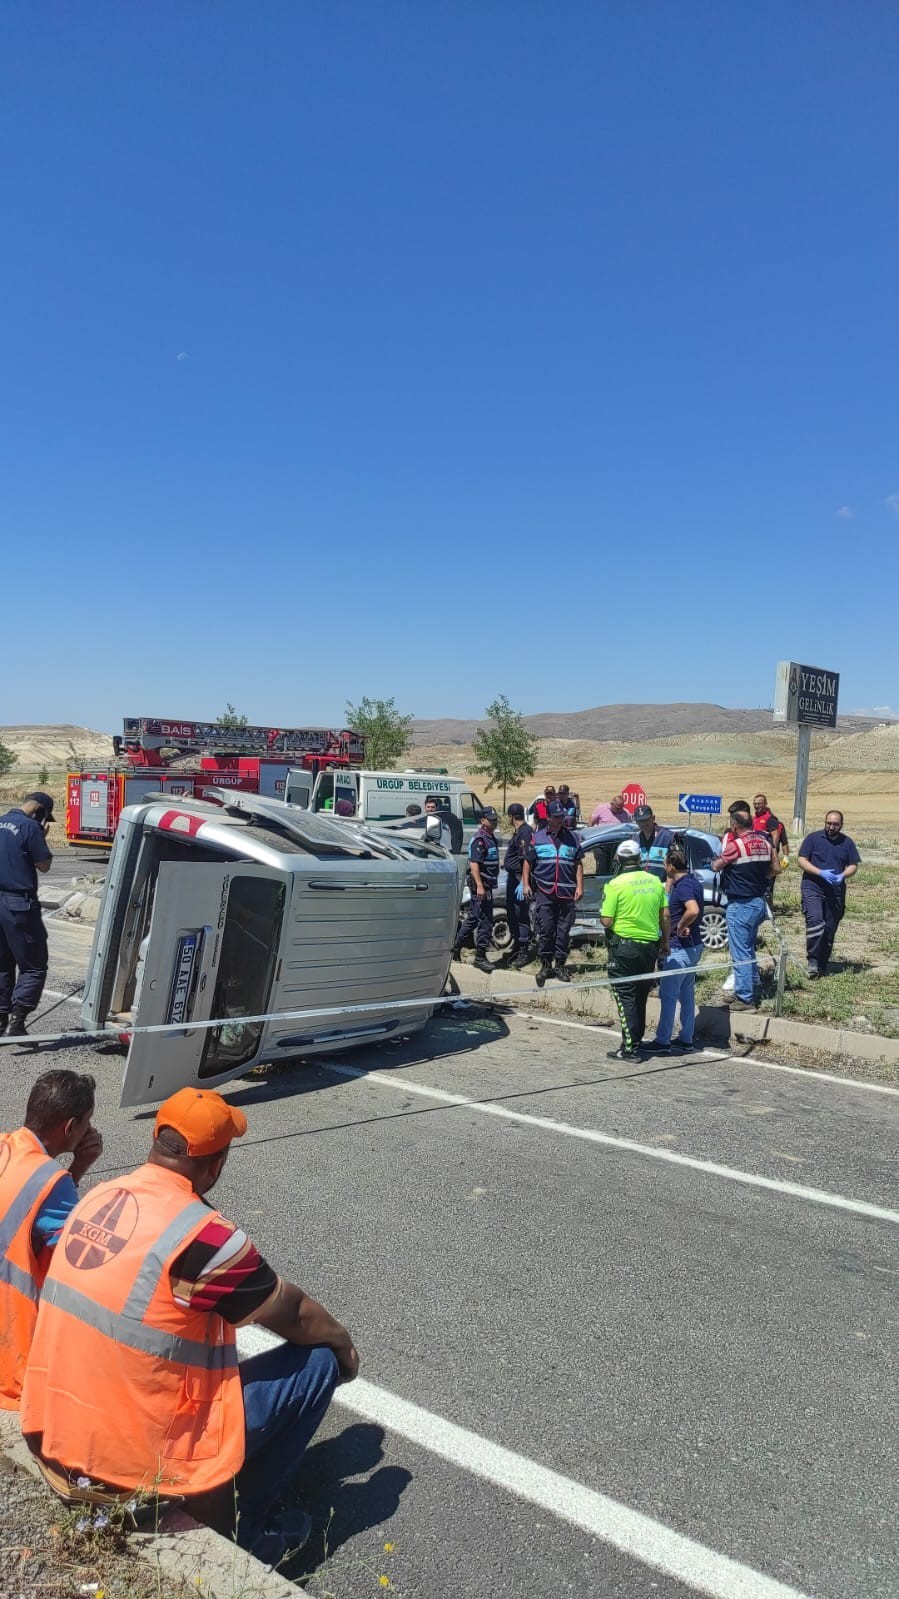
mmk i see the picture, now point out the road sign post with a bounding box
[773,661,839,836]
[678,794,722,816]
[792,724,812,838]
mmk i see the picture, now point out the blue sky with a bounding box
[2,2,897,731]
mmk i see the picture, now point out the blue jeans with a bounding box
[655,943,702,1044]
[236,1342,339,1548]
[725,898,767,1001]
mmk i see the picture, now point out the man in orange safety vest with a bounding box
[21,1087,358,1566]
[0,1070,102,1409]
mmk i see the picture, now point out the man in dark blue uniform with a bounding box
[502,803,533,968]
[521,801,584,987]
[0,793,55,1037]
[453,807,500,975]
[633,806,674,879]
[798,811,861,978]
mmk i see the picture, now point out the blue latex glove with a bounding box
[821,869,842,886]
[515,882,526,901]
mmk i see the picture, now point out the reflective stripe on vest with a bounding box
[41,1277,238,1369]
[0,1132,64,1409]
[531,835,579,898]
[0,1159,61,1273]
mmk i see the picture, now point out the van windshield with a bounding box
[199,876,286,1077]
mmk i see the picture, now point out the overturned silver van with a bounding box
[81,791,461,1107]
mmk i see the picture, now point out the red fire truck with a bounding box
[66,716,365,849]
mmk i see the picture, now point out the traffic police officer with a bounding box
[453,807,500,974]
[521,800,584,987]
[502,803,533,968]
[600,840,669,1059]
[0,792,55,1037]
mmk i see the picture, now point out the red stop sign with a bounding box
[620,783,647,815]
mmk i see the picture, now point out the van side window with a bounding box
[200,877,285,1077]
[461,792,480,824]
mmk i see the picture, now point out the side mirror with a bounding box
[425,814,442,842]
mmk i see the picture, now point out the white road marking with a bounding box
[511,1009,899,1097]
[323,1061,899,1225]
[236,1325,811,1599]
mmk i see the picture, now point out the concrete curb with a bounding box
[0,1415,311,1597]
[451,962,899,1067]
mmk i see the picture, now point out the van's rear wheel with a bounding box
[491,914,514,953]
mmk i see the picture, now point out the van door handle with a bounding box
[306,880,428,892]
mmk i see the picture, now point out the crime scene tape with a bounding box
[0,954,776,1048]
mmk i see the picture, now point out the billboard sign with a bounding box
[773,662,840,729]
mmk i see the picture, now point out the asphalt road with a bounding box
[1,924,897,1599]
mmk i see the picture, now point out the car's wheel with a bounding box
[491,913,514,952]
[701,907,728,951]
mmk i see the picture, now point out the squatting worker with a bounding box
[649,849,704,1054]
[0,1072,101,1409]
[521,800,584,988]
[710,803,778,1009]
[798,812,860,979]
[0,792,55,1038]
[453,806,500,974]
[503,803,534,968]
[600,841,669,1060]
[632,805,674,878]
[21,1087,359,1567]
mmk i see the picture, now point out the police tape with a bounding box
[0,954,775,1047]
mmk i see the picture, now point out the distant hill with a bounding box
[0,724,112,769]
[411,703,886,746]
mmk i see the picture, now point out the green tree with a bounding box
[37,765,50,786]
[469,694,538,810]
[345,696,414,770]
[0,738,17,779]
[218,703,248,730]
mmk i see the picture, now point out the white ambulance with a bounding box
[81,790,461,1107]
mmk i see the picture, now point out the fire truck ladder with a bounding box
[115,718,365,762]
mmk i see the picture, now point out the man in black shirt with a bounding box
[0,793,55,1037]
[502,803,533,967]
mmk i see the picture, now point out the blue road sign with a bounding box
[678,793,722,815]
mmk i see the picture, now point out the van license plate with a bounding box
[167,932,199,1024]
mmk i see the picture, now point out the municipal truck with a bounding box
[65,716,365,849]
[283,767,490,852]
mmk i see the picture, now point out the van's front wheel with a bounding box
[490,913,514,953]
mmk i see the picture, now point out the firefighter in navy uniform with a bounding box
[502,804,533,968]
[0,793,55,1038]
[453,808,500,974]
[521,801,584,987]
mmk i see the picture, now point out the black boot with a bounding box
[0,1014,7,1037]
[7,1012,28,1038]
[473,954,493,975]
[535,963,553,988]
[514,946,532,970]
[553,964,571,983]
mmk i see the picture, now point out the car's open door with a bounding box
[119,861,286,1108]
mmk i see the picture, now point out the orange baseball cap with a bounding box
[154,1088,248,1156]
